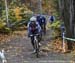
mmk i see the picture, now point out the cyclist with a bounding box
[40,15,46,34]
[37,14,46,35]
[49,13,55,24]
[27,16,41,53]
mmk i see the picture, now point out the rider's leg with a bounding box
[37,35,42,47]
[37,35,41,43]
[31,36,35,49]
[44,24,46,35]
[41,24,46,35]
[39,31,42,41]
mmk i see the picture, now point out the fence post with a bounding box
[62,32,66,52]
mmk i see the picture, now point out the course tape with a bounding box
[63,37,75,41]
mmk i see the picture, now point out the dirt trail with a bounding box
[0,29,73,63]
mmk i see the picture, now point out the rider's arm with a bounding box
[27,22,31,34]
[53,16,55,21]
[27,21,30,28]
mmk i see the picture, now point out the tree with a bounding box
[58,0,75,50]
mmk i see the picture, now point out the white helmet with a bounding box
[30,16,36,21]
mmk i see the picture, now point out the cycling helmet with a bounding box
[30,16,36,21]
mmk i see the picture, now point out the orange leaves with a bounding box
[14,7,20,16]
[43,38,68,53]
[14,7,22,21]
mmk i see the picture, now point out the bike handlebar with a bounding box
[30,34,39,37]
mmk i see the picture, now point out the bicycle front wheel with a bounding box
[34,40,39,58]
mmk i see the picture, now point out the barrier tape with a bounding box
[62,32,75,52]
[63,37,75,41]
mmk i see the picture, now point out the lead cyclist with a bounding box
[27,16,42,53]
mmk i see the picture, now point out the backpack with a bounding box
[29,22,38,32]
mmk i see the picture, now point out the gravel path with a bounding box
[0,29,73,63]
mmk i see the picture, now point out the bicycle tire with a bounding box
[34,38,39,58]
[36,42,39,58]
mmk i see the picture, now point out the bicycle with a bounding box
[30,34,40,58]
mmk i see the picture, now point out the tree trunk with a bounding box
[73,0,75,37]
[58,0,75,50]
